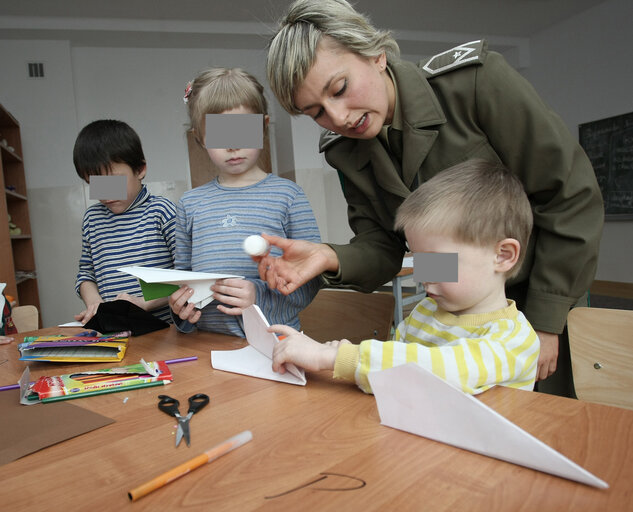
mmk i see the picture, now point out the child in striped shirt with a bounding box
[169,68,320,337]
[271,159,540,394]
[74,120,176,324]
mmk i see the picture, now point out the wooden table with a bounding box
[1,326,632,511]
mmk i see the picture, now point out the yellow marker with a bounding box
[128,430,253,501]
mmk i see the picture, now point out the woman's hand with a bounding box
[212,278,256,316]
[169,286,202,324]
[256,234,339,295]
[535,330,559,381]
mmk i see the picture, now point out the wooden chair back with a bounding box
[11,304,39,332]
[299,289,395,344]
[567,307,633,410]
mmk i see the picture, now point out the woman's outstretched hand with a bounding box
[256,234,339,295]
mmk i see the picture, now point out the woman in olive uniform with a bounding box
[259,0,603,396]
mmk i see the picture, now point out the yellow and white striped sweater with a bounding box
[333,297,539,395]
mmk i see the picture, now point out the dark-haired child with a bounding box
[73,119,176,323]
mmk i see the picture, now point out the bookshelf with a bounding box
[0,103,41,315]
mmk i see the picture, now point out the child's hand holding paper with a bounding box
[269,324,350,373]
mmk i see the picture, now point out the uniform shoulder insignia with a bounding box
[319,129,344,152]
[422,40,486,76]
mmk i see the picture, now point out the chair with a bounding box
[11,305,39,332]
[299,289,395,344]
[567,307,633,410]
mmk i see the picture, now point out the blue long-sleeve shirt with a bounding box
[174,174,321,337]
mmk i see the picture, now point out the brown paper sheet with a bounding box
[0,390,115,466]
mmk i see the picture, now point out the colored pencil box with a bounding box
[18,331,130,362]
[26,360,173,402]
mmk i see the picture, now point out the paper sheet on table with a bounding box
[58,321,84,327]
[117,266,243,309]
[211,305,306,386]
[368,363,608,489]
[0,389,114,466]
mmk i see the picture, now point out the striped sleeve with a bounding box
[340,298,539,395]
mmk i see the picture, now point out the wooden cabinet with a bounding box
[0,103,40,314]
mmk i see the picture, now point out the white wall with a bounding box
[522,0,633,283]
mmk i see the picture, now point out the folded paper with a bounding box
[117,266,243,309]
[211,305,306,386]
[83,300,168,336]
[368,363,608,488]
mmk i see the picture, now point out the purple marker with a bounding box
[164,356,198,365]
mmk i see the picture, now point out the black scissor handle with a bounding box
[158,394,181,417]
[187,393,210,415]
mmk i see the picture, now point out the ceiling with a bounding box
[0,0,608,57]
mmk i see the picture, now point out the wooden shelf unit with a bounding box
[0,103,41,314]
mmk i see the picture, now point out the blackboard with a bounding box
[579,111,633,219]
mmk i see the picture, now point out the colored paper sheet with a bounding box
[0,389,114,466]
[118,266,243,309]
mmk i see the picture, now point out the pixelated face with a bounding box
[204,106,265,180]
[294,40,395,139]
[89,162,145,214]
[406,227,503,315]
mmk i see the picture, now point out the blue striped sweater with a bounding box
[174,174,321,337]
[76,185,176,321]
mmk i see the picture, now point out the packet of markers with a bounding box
[18,330,130,362]
[23,360,172,404]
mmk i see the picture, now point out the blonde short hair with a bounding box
[395,160,533,278]
[186,68,268,143]
[267,0,400,115]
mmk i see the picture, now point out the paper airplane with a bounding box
[117,266,243,309]
[368,363,608,489]
[211,305,306,386]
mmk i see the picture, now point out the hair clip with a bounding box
[183,81,193,104]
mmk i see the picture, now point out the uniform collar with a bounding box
[326,60,447,197]
[359,61,446,193]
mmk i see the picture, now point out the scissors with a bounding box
[158,393,209,447]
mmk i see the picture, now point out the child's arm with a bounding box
[75,281,104,323]
[211,278,256,316]
[269,324,348,373]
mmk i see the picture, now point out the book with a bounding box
[18,330,130,362]
[25,360,173,403]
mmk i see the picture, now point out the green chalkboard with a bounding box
[579,112,633,219]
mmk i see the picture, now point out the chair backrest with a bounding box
[299,289,395,344]
[567,307,633,410]
[11,305,39,332]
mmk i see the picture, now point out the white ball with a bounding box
[243,235,270,256]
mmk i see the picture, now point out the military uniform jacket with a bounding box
[320,40,603,333]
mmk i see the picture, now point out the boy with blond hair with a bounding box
[271,159,540,394]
